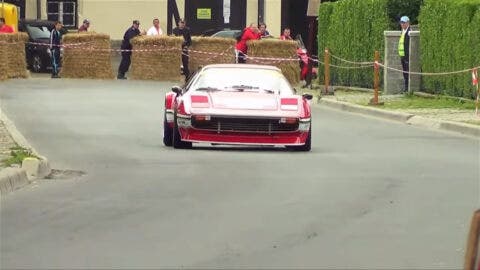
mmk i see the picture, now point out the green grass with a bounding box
[3,147,37,167]
[383,95,476,110]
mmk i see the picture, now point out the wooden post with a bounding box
[476,83,479,116]
[324,48,330,95]
[373,50,380,105]
[465,210,480,270]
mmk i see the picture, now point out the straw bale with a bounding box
[0,36,7,81]
[130,36,183,81]
[189,37,236,72]
[0,33,29,79]
[60,33,115,79]
[247,39,300,85]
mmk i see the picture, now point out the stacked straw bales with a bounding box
[61,33,115,79]
[130,36,183,81]
[247,39,300,85]
[0,33,29,80]
[189,37,236,72]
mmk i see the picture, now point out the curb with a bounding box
[0,109,51,196]
[318,97,480,138]
[0,167,29,198]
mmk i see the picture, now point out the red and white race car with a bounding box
[163,64,312,151]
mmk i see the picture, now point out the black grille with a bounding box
[191,117,299,133]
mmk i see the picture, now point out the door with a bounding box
[185,0,223,35]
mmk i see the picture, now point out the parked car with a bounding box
[210,29,242,39]
[163,64,313,151]
[18,19,66,73]
[201,28,241,39]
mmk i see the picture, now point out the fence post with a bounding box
[324,48,330,95]
[373,50,380,105]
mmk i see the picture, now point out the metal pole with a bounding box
[1,0,5,19]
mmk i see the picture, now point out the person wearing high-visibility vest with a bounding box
[398,16,411,92]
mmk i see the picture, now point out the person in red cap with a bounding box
[0,18,14,33]
[235,23,261,63]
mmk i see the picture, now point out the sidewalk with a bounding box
[0,113,51,196]
[299,85,480,138]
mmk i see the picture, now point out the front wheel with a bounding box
[31,54,44,73]
[172,114,192,149]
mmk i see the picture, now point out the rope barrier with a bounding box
[376,62,480,76]
[329,52,374,66]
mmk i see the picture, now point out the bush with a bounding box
[420,0,480,98]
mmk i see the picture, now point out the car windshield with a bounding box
[191,67,294,95]
[26,25,51,39]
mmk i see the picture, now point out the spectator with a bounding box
[259,22,271,39]
[0,18,14,33]
[280,28,292,40]
[78,19,90,32]
[147,18,163,36]
[117,20,142,80]
[172,18,192,80]
[235,23,261,63]
[50,21,63,78]
[398,16,411,93]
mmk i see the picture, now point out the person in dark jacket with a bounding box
[117,20,142,79]
[50,21,63,78]
[235,23,261,63]
[172,18,192,80]
[398,16,411,92]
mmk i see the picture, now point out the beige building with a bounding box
[15,0,317,41]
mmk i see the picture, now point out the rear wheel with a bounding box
[172,114,192,149]
[288,125,311,152]
[163,114,173,147]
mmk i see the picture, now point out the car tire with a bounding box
[172,114,192,149]
[163,114,173,147]
[288,125,311,152]
[31,54,44,73]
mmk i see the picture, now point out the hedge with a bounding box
[419,0,480,98]
[317,0,389,88]
[317,0,422,88]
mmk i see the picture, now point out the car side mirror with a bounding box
[172,86,183,96]
[302,93,313,100]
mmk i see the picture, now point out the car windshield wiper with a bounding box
[261,89,276,94]
[196,87,222,92]
[228,85,259,91]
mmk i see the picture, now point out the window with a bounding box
[47,0,77,28]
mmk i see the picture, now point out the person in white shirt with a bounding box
[147,18,163,36]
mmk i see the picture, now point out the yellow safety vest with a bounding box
[398,31,406,57]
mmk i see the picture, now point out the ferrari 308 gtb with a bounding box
[163,64,312,151]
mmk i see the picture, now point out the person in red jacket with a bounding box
[235,23,261,63]
[0,18,14,33]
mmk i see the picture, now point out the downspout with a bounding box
[37,0,41,19]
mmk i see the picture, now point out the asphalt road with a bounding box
[0,78,479,269]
